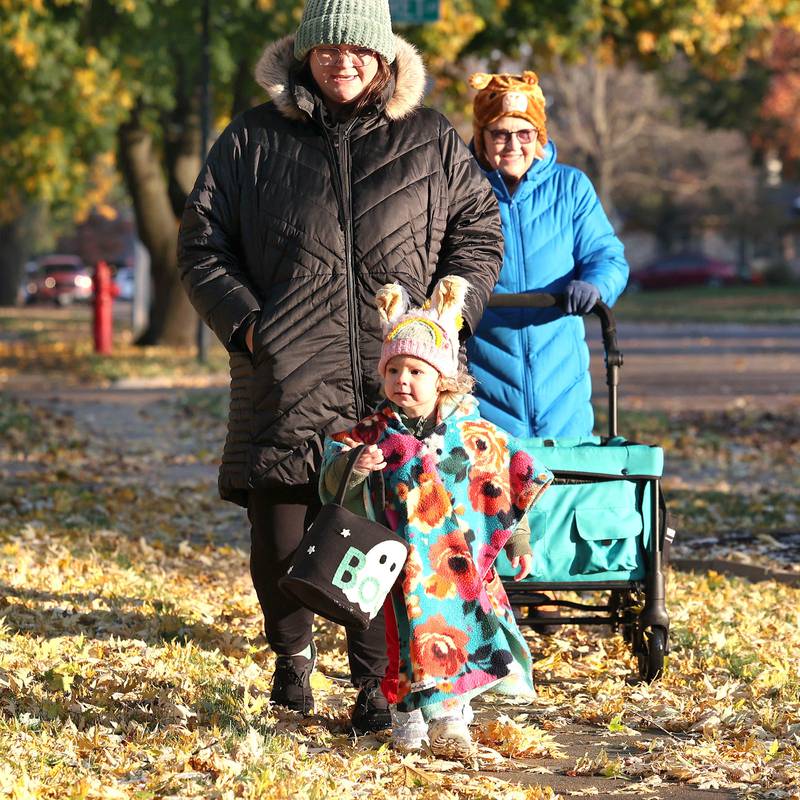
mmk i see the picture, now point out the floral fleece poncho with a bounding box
[321,394,553,717]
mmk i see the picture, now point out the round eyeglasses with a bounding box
[313,46,376,67]
[486,128,538,146]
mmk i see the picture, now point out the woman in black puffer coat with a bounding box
[177,0,503,734]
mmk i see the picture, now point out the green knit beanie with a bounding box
[294,0,396,64]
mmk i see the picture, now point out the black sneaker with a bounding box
[350,678,391,735]
[270,642,316,714]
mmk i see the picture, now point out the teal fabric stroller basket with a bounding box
[496,437,663,583]
[487,294,671,682]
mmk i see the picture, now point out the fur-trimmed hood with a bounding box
[254,34,426,122]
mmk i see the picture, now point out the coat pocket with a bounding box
[573,506,642,574]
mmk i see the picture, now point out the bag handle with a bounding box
[333,444,369,506]
[333,444,388,523]
[369,468,387,525]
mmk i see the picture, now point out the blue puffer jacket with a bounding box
[466,140,629,438]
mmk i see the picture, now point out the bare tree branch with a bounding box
[538,57,759,232]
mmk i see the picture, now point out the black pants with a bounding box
[247,485,388,686]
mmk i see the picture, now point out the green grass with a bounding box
[0,312,90,339]
[173,389,229,421]
[615,285,800,324]
[0,305,228,384]
[80,345,228,382]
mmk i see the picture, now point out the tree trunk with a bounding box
[117,111,197,346]
[231,57,256,118]
[0,217,26,306]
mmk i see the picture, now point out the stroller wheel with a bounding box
[638,627,666,682]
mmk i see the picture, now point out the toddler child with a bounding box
[320,276,553,758]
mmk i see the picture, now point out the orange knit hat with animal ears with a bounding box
[469,71,547,169]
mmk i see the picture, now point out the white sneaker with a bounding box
[390,707,428,752]
[427,714,474,759]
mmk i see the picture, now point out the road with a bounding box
[588,320,800,414]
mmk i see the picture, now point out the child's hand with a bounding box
[341,438,386,473]
[511,554,532,582]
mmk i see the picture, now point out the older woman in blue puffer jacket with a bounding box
[466,71,629,439]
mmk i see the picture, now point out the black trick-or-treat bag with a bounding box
[279,445,408,630]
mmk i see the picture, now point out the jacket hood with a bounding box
[255,34,426,122]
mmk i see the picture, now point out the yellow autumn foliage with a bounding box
[417,0,486,66]
[5,9,39,70]
[1,6,129,222]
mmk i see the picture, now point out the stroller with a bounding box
[489,293,671,682]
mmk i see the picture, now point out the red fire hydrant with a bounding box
[92,260,119,354]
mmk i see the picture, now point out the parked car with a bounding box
[628,253,740,291]
[25,255,94,306]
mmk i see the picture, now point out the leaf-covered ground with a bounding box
[1,304,798,799]
[2,387,798,800]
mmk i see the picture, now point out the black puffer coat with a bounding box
[178,35,503,506]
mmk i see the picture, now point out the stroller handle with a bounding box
[485,292,624,438]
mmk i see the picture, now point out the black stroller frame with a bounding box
[487,292,671,681]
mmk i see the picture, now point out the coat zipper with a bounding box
[510,200,535,436]
[325,120,365,420]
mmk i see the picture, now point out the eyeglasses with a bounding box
[313,46,376,67]
[486,128,538,146]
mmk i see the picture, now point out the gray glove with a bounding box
[564,280,600,315]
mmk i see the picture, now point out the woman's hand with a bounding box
[245,323,255,353]
[564,280,600,315]
[341,437,386,473]
[511,553,532,581]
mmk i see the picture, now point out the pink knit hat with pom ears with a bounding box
[376,276,469,378]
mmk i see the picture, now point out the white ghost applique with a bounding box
[332,541,408,618]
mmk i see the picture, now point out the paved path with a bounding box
[3,384,224,484]
[479,721,737,800]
